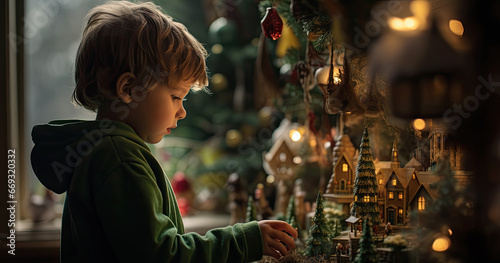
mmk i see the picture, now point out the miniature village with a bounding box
[158,0,497,262]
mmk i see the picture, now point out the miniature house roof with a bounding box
[379,167,416,188]
[345,215,360,223]
[332,134,356,164]
[263,137,297,180]
[374,159,392,174]
[409,183,439,204]
[404,157,422,169]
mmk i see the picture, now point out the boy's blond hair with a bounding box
[73,1,208,112]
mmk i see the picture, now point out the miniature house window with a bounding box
[340,180,346,190]
[378,178,383,185]
[398,192,403,200]
[418,196,425,211]
[399,208,403,214]
[392,179,397,186]
[412,173,416,179]
[342,163,348,172]
[355,196,358,202]
[389,192,394,199]
[363,196,370,202]
[279,152,287,162]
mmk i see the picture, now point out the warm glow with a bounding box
[398,192,403,200]
[389,17,405,31]
[266,175,275,184]
[413,118,426,130]
[399,208,403,214]
[389,192,394,199]
[378,178,383,185]
[404,17,419,30]
[449,19,464,37]
[363,196,370,202]
[410,0,431,21]
[418,196,426,211]
[448,228,453,236]
[342,163,348,172]
[392,179,397,186]
[293,156,303,164]
[432,236,451,252]
[290,130,301,142]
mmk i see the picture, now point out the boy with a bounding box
[30,1,296,262]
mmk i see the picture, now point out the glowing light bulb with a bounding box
[449,19,464,37]
[293,156,303,164]
[290,130,301,142]
[389,17,405,31]
[266,175,275,184]
[413,118,426,130]
[404,17,419,30]
[432,236,451,252]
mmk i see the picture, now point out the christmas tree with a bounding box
[353,217,378,263]
[246,196,257,222]
[351,127,380,224]
[305,192,332,257]
[285,194,295,224]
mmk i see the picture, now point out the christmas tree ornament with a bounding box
[317,47,363,115]
[208,17,238,47]
[261,7,283,40]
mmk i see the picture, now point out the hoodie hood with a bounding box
[31,119,149,194]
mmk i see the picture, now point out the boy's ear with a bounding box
[116,72,135,103]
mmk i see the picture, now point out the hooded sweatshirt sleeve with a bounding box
[94,161,263,263]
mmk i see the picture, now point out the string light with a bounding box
[432,236,451,252]
[449,19,464,37]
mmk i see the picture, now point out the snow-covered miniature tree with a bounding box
[353,217,378,263]
[351,127,380,224]
[305,192,332,257]
[246,195,257,222]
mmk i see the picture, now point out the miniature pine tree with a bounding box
[285,194,295,224]
[351,127,380,224]
[353,217,378,263]
[305,192,332,257]
[332,218,342,238]
[246,196,257,222]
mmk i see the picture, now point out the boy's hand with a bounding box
[258,220,298,259]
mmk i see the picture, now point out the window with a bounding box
[340,180,346,190]
[418,196,426,211]
[392,179,397,186]
[378,178,383,185]
[388,192,394,199]
[398,192,403,200]
[363,196,370,202]
[355,196,358,202]
[412,173,416,180]
[342,163,348,172]
[399,208,403,214]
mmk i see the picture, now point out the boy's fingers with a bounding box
[269,230,296,250]
[267,238,288,257]
[264,220,298,238]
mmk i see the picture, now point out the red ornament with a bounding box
[261,7,283,40]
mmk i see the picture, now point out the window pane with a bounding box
[25,0,108,221]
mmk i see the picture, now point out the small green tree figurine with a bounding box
[285,194,295,224]
[353,217,378,263]
[351,127,380,224]
[246,196,257,222]
[305,192,332,257]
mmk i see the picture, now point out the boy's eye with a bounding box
[171,95,183,101]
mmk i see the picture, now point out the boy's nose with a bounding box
[177,105,187,120]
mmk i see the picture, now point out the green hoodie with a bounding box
[31,120,263,262]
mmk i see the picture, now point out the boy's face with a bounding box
[125,82,190,144]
